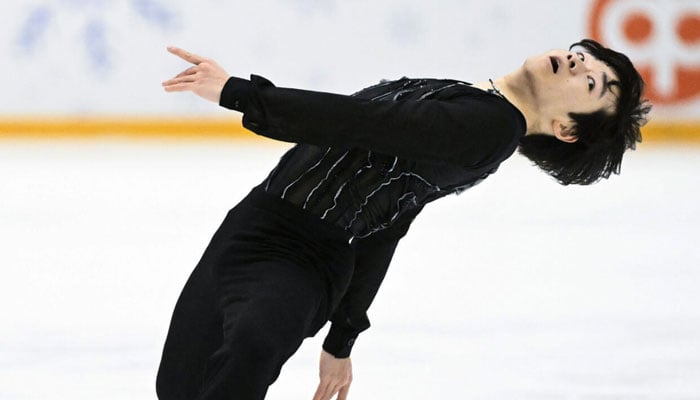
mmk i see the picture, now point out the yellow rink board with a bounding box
[0,117,697,143]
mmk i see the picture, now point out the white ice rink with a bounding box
[1,140,699,400]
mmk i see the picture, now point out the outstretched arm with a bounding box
[163,48,520,168]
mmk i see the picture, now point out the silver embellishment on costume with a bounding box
[344,156,399,230]
[281,147,331,199]
[320,150,374,220]
[344,157,443,232]
[303,150,349,209]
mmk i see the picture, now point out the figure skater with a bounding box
[156,39,649,400]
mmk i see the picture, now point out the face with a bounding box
[523,48,620,140]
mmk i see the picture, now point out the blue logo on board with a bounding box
[16,1,179,75]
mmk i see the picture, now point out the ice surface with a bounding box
[1,140,698,399]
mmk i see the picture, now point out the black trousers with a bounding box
[156,187,354,400]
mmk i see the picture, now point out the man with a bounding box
[156,39,650,400]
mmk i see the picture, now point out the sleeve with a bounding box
[321,207,422,358]
[219,75,517,167]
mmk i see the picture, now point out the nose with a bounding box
[566,53,587,75]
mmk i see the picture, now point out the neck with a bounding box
[476,72,543,135]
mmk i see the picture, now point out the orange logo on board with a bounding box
[590,0,700,105]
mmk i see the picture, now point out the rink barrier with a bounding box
[0,117,250,140]
[0,117,697,143]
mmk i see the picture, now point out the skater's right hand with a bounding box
[313,350,352,400]
[162,46,230,104]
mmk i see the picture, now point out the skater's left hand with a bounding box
[313,350,352,400]
[162,46,230,104]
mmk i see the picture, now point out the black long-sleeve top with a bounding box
[219,74,526,357]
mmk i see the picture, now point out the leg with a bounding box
[157,192,347,400]
[156,258,223,400]
[156,208,241,400]
[195,258,326,400]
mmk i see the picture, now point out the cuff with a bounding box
[219,76,254,112]
[322,324,360,358]
[219,74,275,112]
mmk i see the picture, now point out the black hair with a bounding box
[518,38,651,185]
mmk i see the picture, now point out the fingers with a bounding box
[312,381,350,400]
[167,46,205,65]
[162,82,194,93]
[312,381,337,400]
[312,382,335,400]
[175,66,198,79]
[162,73,197,87]
[312,382,328,400]
[337,385,350,400]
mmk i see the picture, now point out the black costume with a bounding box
[156,75,526,400]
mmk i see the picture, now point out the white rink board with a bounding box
[1,0,698,119]
[0,141,699,399]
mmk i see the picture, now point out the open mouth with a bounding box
[550,56,559,74]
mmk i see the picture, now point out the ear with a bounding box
[551,119,579,143]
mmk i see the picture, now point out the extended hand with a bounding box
[313,350,352,400]
[162,46,230,103]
